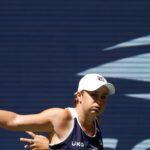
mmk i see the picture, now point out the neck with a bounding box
[75,107,96,136]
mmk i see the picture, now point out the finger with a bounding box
[28,143,36,148]
[20,138,34,144]
[25,131,36,138]
[24,144,35,149]
[24,144,29,149]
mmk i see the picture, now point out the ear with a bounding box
[76,91,82,97]
[75,92,83,104]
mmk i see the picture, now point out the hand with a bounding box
[20,131,50,150]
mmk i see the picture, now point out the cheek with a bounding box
[101,100,107,109]
[102,100,107,105]
[82,96,93,106]
[97,100,107,110]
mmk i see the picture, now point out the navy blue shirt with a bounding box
[49,108,103,150]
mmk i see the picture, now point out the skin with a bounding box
[75,86,109,136]
[20,86,109,150]
[0,85,109,150]
[20,131,50,150]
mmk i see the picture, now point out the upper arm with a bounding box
[11,108,69,132]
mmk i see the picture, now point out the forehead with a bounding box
[96,85,109,94]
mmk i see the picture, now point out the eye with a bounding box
[100,95,107,100]
[89,92,98,97]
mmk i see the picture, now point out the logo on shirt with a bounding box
[72,141,85,147]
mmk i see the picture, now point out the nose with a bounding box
[95,98,106,106]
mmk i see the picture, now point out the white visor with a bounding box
[75,73,115,95]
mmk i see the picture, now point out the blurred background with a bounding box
[0,0,150,149]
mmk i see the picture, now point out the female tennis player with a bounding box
[0,74,115,150]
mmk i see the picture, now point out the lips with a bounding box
[91,106,101,112]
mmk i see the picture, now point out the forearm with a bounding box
[0,109,54,132]
[0,108,66,132]
[0,110,50,132]
[0,110,18,130]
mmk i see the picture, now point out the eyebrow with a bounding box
[87,91,109,96]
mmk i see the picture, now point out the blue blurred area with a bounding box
[0,0,150,149]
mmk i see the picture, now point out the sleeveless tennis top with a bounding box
[49,107,104,150]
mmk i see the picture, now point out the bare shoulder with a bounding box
[40,108,72,124]
[42,108,73,138]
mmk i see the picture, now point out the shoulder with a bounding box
[45,108,73,137]
[40,108,72,124]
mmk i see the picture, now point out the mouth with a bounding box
[91,106,101,112]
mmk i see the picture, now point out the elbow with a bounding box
[0,111,21,131]
[4,117,21,131]
[0,123,18,131]
[5,121,19,131]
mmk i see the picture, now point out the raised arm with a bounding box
[0,108,68,132]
